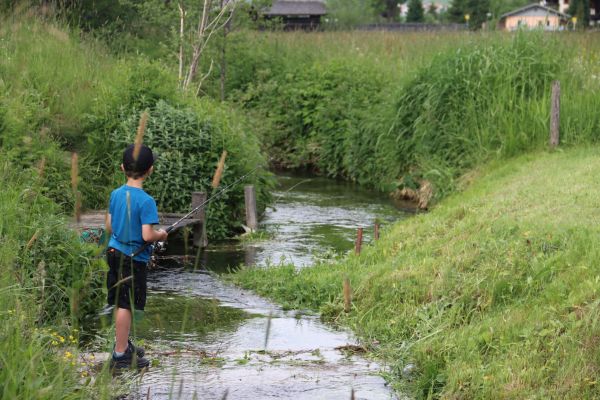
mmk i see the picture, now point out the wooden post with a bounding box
[244,185,257,232]
[550,80,560,148]
[355,227,363,255]
[192,192,208,248]
[374,223,380,241]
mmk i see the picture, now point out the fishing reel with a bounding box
[152,241,167,253]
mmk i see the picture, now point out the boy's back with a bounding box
[108,185,159,262]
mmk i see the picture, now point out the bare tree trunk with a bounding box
[219,0,231,101]
[183,0,212,91]
[178,1,186,85]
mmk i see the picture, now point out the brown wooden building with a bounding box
[263,0,327,30]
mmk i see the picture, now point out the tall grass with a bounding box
[0,160,112,399]
[232,30,600,201]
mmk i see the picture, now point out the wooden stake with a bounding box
[244,185,257,232]
[212,150,227,189]
[343,277,352,313]
[374,222,380,240]
[550,80,560,148]
[355,227,363,255]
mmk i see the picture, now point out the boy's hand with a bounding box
[157,229,168,241]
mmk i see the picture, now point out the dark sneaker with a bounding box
[128,339,145,358]
[109,343,150,371]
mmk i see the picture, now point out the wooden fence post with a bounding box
[244,185,257,232]
[355,227,363,255]
[192,192,208,248]
[374,222,380,241]
[550,80,560,148]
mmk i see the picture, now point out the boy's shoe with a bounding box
[110,343,150,371]
[128,339,145,358]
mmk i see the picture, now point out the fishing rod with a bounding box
[131,163,261,258]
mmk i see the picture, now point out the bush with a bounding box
[105,99,271,239]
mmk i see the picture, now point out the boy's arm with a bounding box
[105,212,112,236]
[142,224,168,242]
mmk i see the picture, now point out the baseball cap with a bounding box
[122,144,157,174]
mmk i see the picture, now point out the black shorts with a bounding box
[106,247,148,311]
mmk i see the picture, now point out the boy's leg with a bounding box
[114,307,132,353]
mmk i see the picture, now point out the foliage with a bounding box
[406,0,425,22]
[0,16,272,239]
[105,99,271,239]
[231,147,600,398]
[448,0,490,28]
[235,31,600,202]
[325,0,377,27]
[569,0,591,28]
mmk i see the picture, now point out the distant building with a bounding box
[498,4,570,30]
[263,0,327,30]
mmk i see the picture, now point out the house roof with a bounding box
[264,0,327,16]
[499,3,570,20]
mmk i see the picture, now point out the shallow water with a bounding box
[118,174,411,399]
[165,174,412,270]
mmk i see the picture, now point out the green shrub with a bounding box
[104,100,272,239]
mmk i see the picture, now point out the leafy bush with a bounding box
[106,100,271,239]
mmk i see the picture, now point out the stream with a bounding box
[103,174,413,399]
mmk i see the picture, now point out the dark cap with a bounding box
[123,144,156,174]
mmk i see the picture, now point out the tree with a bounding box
[406,0,424,22]
[427,2,438,20]
[447,0,490,29]
[568,0,590,28]
[372,0,404,21]
[447,0,467,22]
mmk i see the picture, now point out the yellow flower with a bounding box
[51,341,58,346]
[63,351,73,359]
[59,336,65,343]
[81,371,88,377]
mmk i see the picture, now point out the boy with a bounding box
[104,144,168,370]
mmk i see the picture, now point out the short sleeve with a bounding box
[140,197,160,225]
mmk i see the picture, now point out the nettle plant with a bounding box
[110,100,269,239]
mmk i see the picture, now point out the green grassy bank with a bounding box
[232,147,600,398]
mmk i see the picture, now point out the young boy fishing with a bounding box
[104,143,168,370]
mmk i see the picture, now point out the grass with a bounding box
[231,146,600,398]
[232,30,600,201]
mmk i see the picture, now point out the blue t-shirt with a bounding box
[108,185,159,262]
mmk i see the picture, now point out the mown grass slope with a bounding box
[232,147,600,398]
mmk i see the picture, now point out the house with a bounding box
[263,0,327,30]
[498,4,570,30]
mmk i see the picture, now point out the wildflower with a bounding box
[59,336,65,343]
[81,371,88,377]
[51,340,58,346]
[63,351,73,359]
